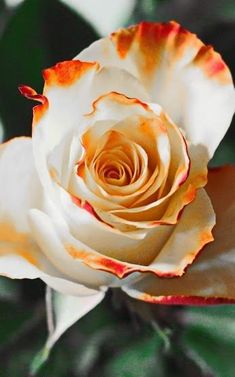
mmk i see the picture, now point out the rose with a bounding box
[0,21,235,342]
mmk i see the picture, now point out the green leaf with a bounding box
[0,0,98,140]
[0,301,34,346]
[182,306,235,377]
[0,276,20,302]
[104,333,164,377]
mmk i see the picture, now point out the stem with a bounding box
[45,286,54,336]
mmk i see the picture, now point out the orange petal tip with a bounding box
[43,60,99,88]
[18,85,49,125]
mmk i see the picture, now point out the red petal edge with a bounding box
[18,85,49,126]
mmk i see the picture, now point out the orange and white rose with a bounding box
[1,21,235,326]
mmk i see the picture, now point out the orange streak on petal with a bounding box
[111,25,137,58]
[86,91,150,117]
[0,223,38,266]
[71,195,81,207]
[65,244,128,278]
[177,228,214,276]
[77,161,85,178]
[193,172,208,188]
[96,257,128,278]
[193,45,231,84]
[19,85,49,125]
[137,293,235,305]
[81,129,92,150]
[43,60,99,87]
[184,184,197,203]
[200,229,214,244]
[49,167,59,184]
[136,21,199,77]
[71,195,107,224]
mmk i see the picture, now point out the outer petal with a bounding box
[31,61,149,150]
[0,253,104,297]
[77,21,235,157]
[0,137,41,232]
[0,138,102,296]
[30,186,215,279]
[28,207,119,288]
[122,166,235,304]
[0,138,43,274]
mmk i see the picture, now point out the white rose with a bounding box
[1,21,235,347]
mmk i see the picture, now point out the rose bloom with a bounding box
[1,21,235,333]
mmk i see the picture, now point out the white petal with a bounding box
[0,138,104,296]
[0,137,41,231]
[0,253,102,296]
[29,207,118,288]
[77,21,235,157]
[122,167,235,304]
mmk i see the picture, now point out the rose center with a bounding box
[95,149,133,186]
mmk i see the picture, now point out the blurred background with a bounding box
[0,1,234,376]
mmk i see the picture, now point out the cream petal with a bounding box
[28,208,118,288]
[47,130,83,190]
[0,138,103,296]
[32,63,149,154]
[84,133,151,206]
[49,181,214,276]
[69,170,122,211]
[77,93,174,215]
[77,21,235,157]
[30,65,149,197]
[55,185,173,265]
[148,188,215,276]
[0,138,41,231]
[0,253,101,297]
[95,187,215,275]
[122,167,235,304]
[104,140,206,229]
[0,138,45,279]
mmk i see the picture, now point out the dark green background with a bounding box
[0,1,234,376]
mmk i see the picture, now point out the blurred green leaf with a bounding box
[0,301,34,346]
[0,277,20,302]
[182,306,235,377]
[104,333,163,377]
[77,296,115,335]
[210,140,235,166]
[36,343,73,377]
[0,0,98,140]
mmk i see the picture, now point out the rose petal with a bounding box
[0,138,42,231]
[33,63,149,152]
[28,207,119,288]
[72,92,192,229]
[30,65,150,198]
[37,182,214,277]
[148,188,215,276]
[0,254,102,297]
[78,21,235,157]
[122,166,235,304]
[55,184,173,265]
[0,138,102,296]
